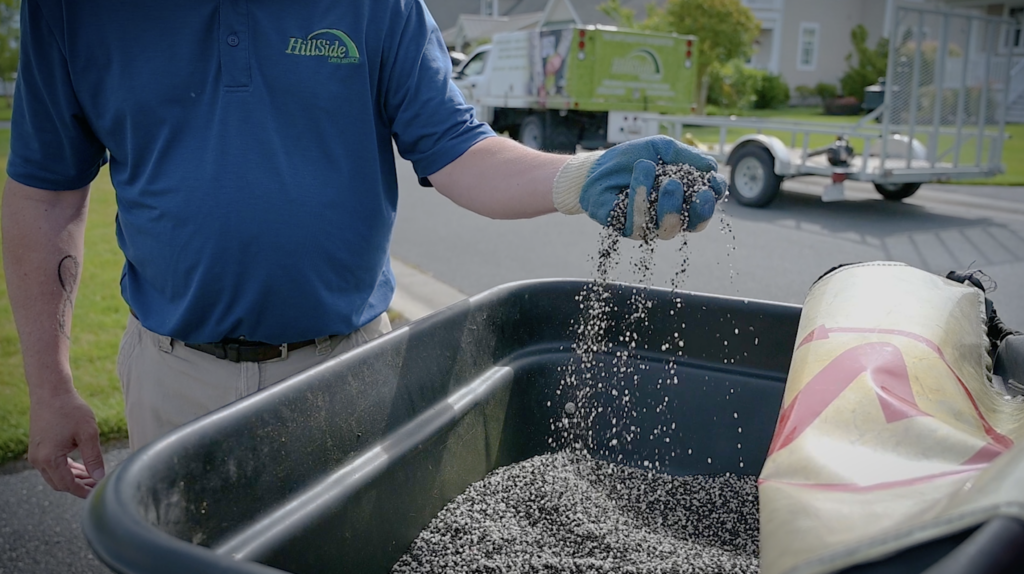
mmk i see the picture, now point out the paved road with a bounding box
[0,449,129,574]
[391,152,1024,329]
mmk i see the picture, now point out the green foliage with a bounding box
[894,40,963,90]
[754,73,789,109]
[706,61,757,109]
[598,0,636,29]
[794,85,816,99]
[0,0,18,103]
[902,86,998,125]
[840,24,888,102]
[707,61,789,111]
[814,82,838,102]
[599,0,760,112]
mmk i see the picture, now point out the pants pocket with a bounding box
[116,314,142,393]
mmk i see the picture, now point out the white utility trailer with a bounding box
[609,3,1018,207]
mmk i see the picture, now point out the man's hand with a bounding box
[28,390,105,499]
[552,135,728,239]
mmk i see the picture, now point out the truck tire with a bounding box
[543,116,579,153]
[519,115,545,150]
[874,183,921,201]
[728,145,783,208]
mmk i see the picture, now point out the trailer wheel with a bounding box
[729,146,783,208]
[519,115,545,150]
[874,183,921,201]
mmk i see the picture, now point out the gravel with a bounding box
[392,451,759,574]
[393,163,756,574]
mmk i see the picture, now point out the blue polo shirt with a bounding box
[8,0,494,344]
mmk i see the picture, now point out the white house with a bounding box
[427,0,1023,119]
[427,0,900,90]
[940,1,1024,121]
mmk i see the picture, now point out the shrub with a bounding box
[793,84,820,106]
[754,73,790,109]
[892,40,964,90]
[706,61,762,109]
[814,82,838,102]
[795,85,816,99]
[898,86,999,125]
[707,61,788,110]
[840,24,888,102]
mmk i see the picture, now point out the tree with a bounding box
[599,0,760,113]
[839,24,888,102]
[0,0,19,107]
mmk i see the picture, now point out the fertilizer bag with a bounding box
[759,262,1024,574]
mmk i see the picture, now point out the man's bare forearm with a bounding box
[2,178,90,399]
[427,136,569,220]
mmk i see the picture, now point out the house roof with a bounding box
[424,0,652,32]
[441,12,546,47]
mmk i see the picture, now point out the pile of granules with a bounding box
[391,451,759,574]
[392,163,752,574]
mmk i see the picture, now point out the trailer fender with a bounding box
[727,135,791,177]
[868,134,927,160]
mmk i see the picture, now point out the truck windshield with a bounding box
[461,52,488,76]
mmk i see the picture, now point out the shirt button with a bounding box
[227,34,240,47]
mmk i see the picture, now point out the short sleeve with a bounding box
[381,0,494,182]
[7,0,107,191]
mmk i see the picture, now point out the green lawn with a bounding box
[694,107,1024,185]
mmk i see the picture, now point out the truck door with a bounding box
[453,49,492,123]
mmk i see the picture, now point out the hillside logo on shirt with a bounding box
[286,29,360,64]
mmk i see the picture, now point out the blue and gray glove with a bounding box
[552,135,728,239]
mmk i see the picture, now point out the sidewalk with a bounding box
[389,257,468,322]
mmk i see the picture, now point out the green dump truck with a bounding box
[453,26,699,152]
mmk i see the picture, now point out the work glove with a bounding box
[552,135,728,239]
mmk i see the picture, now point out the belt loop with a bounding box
[315,336,332,356]
[158,336,173,354]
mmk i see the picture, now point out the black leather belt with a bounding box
[184,339,317,363]
[130,308,320,362]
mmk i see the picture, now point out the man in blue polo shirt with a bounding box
[2,0,726,498]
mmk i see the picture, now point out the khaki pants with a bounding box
[116,313,391,450]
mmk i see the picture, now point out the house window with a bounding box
[1004,7,1023,51]
[797,22,820,71]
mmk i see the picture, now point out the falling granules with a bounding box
[556,162,715,458]
[391,451,759,574]
[392,164,756,574]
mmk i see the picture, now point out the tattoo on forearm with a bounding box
[57,255,80,341]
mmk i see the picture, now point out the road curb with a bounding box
[390,257,467,322]
[779,177,1024,219]
[912,187,1024,218]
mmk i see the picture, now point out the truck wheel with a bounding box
[728,146,783,208]
[519,115,545,150]
[543,117,579,153]
[874,183,921,201]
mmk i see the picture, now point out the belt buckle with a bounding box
[262,343,289,363]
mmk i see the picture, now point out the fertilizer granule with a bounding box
[391,451,759,574]
[392,163,752,574]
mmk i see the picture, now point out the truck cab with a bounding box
[452,46,493,125]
